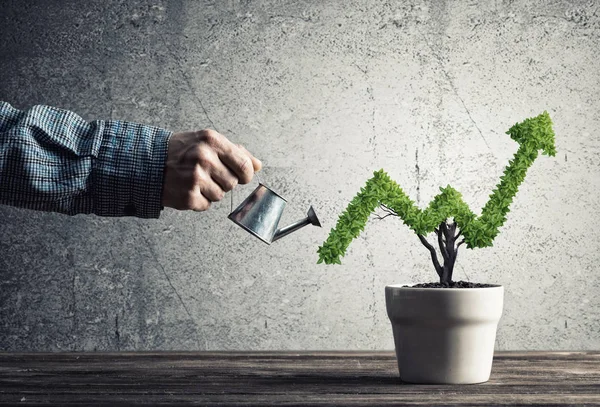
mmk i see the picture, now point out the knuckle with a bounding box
[196,200,211,211]
[225,178,238,191]
[195,149,214,169]
[208,186,225,202]
[186,190,210,211]
[189,144,203,161]
[200,129,220,146]
[192,167,205,185]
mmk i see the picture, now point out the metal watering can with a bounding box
[228,183,321,244]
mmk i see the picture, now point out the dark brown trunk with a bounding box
[419,220,463,285]
[381,206,465,284]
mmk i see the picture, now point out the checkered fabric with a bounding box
[0,101,172,218]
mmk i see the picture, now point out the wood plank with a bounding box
[0,352,599,406]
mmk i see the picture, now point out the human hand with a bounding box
[162,129,262,211]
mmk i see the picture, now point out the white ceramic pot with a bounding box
[385,283,504,384]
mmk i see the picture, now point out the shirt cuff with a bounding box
[93,121,171,218]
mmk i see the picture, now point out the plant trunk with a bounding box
[418,220,464,285]
[439,221,457,284]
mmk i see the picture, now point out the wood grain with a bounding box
[0,351,598,406]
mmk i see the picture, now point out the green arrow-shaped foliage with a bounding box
[317,112,556,265]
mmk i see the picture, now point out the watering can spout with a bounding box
[272,206,321,242]
[228,183,321,244]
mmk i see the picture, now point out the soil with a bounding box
[406,281,497,289]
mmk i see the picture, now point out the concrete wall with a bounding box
[1,0,599,351]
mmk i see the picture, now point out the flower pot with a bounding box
[385,284,504,384]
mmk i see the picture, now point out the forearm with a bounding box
[0,101,171,218]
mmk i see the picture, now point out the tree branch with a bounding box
[375,204,398,220]
[374,213,396,220]
[437,225,449,262]
[440,221,448,237]
[442,221,458,283]
[379,204,397,216]
[450,222,458,240]
[418,234,443,278]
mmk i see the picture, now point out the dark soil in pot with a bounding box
[406,281,497,288]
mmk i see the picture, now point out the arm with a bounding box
[0,101,171,218]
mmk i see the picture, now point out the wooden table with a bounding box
[1,351,599,406]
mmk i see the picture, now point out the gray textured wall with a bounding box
[1,0,599,351]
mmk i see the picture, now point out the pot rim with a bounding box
[386,283,503,291]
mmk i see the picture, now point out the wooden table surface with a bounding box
[1,351,599,406]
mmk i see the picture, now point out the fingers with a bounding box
[192,141,239,193]
[191,164,228,203]
[210,164,238,192]
[163,185,211,212]
[183,181,220,211]
[204,135,259,185]
[237,144,262,173]
[188,191,211,212]
[217,150,254,184]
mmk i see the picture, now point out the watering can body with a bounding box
[228,184,320,244]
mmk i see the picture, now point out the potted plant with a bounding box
[317,112,556,384]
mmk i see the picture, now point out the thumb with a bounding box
[237,144,262,172]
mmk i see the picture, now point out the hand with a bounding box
[162,129,262,211]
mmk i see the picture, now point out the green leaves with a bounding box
[507,110,556,157]
[317,112,557,265]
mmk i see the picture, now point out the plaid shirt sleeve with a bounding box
[0,101,172,218]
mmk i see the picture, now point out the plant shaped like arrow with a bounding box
[317,112,556,283]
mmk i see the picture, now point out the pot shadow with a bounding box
[238,373,403,388]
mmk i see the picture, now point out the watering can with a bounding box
[228,183,321,244]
